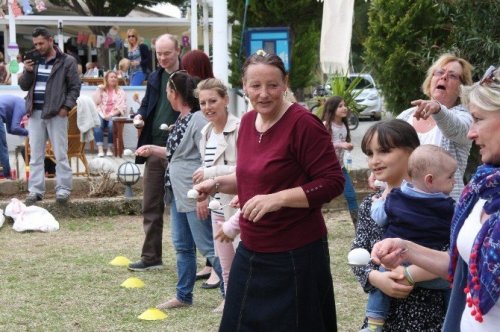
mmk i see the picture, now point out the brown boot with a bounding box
[349,210,358,230]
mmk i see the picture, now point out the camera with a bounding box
[23,50,43,64]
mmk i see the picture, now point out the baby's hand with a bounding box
[215,228,234,243]
[229,196,240,208]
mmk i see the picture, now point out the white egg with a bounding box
[159,123,169,131]
[347,248,371,266]
[208,200,222,210]
[187,189,199,199]
[123,149,134,156]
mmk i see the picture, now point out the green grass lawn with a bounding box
[0,210,366,331]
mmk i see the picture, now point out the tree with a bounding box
[227,0,323,99]
[437,0,500,80]
[364,0,448,114]
[364,0,499,115]
[350,0,370,72]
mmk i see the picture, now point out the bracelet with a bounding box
[403,266,415,286]
[212,178,220,193]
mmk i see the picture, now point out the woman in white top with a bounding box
[192,78,240,313]
[372,66,500,332]
[397,54,474,200]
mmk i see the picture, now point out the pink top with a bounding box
[92,86,127,118]
[235,103,344,252]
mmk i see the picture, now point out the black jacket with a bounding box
[19,46,81,119]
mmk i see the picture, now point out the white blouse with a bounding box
[457,199,500,331]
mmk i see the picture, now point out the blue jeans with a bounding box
[0,119,10,178]
[129,70,146,86]
[170,196,223,304]
[93,118,113,146]
[342,167,358,211]
[366,266,451,320]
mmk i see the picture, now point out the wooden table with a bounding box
[112,117,133,158]
[82,77,127,86]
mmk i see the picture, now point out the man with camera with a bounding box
[19,27,81,205]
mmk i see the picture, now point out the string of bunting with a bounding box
[0,0,47,17]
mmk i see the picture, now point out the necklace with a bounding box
[256,102,291,143]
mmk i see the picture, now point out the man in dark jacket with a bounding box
[0,96,28,179]
[19,27,81,205]
[128,34,181,271]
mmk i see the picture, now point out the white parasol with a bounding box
[320,0,355,74]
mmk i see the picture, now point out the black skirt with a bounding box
[219,237,337,332]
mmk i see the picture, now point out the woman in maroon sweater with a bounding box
[195,51,344,331]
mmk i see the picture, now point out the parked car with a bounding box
[347,73,383,120]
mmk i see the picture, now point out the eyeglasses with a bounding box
[128,35,136,38]
[480,65,497,85]
[168,70,188,94]
[433,69,462,82]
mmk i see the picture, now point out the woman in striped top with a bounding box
[192,78,240,313]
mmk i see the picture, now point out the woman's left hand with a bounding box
[411,99,441,120]
[242,194,282,223]
[197,199,209,220]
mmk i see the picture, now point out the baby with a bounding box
[363,145,457,332]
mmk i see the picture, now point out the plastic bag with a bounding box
[4,198,59,232]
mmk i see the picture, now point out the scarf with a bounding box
[448,163,500,322]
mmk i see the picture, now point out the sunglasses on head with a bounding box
[168,70,188,92]
[480,65,497,85]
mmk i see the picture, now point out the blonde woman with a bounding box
[126,28,152,86]
[192,78,240,313]
[92,71,127,157]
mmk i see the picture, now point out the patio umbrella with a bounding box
[320,0,355,74]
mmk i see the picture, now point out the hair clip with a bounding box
[255,49,267,56]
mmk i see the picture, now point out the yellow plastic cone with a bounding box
[121,277,145,288]
[109,256,131,266]
[138,308,167,320]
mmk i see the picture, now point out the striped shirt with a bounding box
[204,132,224,215]
[33,58,55,111]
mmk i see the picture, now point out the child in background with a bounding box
[363,144,457,332]
[215,196,241,244]
[321,96,359,228]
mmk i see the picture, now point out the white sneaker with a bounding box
[97,152,104,158]
[106,150,113,157]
